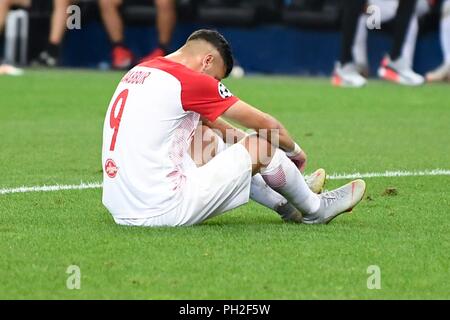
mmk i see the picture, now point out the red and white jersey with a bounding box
[102,57,239,219]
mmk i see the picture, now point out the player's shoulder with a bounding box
[139,57,217,86]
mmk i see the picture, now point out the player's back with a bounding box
[102,57,238,220]
[102,63,198,219]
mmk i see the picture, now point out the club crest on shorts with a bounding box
[105,159,118,178]
[218,82,233,99]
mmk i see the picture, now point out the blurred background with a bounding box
[0,0,449,84]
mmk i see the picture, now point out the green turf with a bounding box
[0,70,449,299]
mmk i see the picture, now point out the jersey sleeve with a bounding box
[180,74,239,122]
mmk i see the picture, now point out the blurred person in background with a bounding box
[1,0,76,68]
[98,0,176,69]
[352,0,430,82]
[426,0,450,81]
[33,0,75,67]
[0,0,29,74]
[0,62,23,75]
[332,0,423,87]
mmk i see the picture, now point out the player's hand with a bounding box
[286,143,307,173]
[288,150,307,173]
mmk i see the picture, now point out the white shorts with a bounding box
[114,143,253,227]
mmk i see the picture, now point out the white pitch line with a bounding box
[0,182,102,195]
[0,169,449,196]
[327,169,450,180]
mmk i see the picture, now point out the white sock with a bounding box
[401,15,419,68]
[216,135,291,213]
[352,14,369,67]
[250,174,288,210]
[441,0,450,65]
[260,149,320,214]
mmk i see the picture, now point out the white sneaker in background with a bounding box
[378,55,424,86]
[0,64,24,76]
[331,62,367,88]
[425,63,450,82]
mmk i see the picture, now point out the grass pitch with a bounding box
[0,70,449,299]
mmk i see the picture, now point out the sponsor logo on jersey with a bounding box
[218,82,233,99]
[105,159,118,178]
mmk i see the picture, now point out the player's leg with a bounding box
[254,139,319,215]
[99,0,123,44]
[378,0,425,85]
[241,135,365,224]
[181,134,282,226]
[332,0,367,87]
[35,0,72,67]
[243,141,326,223]
[139,0,176,62]
[184,133,365,226]
[426,0,450,81]
[352,0,398,75]
[98,0,133,69]
[187,126,298,221]
[249,173,303,222]
[400,1,430,68]
[339,0,366,66]
[188,124,221,167]
[390,0,417,61]
[375,0,425,68]
[186,127,322,224]
[0,0,29,75]
[400,15,419,68]
[253,137,366,224]
[48,0,71,46]
[0,0,10,34]
[441,0,450,67]
[0,0,14,34]
[189,126,326,223]
[352,14,369,76]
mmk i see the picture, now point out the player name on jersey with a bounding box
[121,70,151,85]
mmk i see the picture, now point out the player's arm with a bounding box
[222,100,307,171]
[222,100,295,151]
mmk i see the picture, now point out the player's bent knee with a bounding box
[240,135,274,173]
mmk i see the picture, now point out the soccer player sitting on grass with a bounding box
[102,29,366,227]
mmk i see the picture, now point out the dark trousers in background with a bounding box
[339,0,418,64]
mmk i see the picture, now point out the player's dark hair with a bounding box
[187,29,234,78]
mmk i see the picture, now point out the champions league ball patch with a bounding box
[218,82,233,99]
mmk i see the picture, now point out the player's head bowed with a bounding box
[185,29,234,80]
